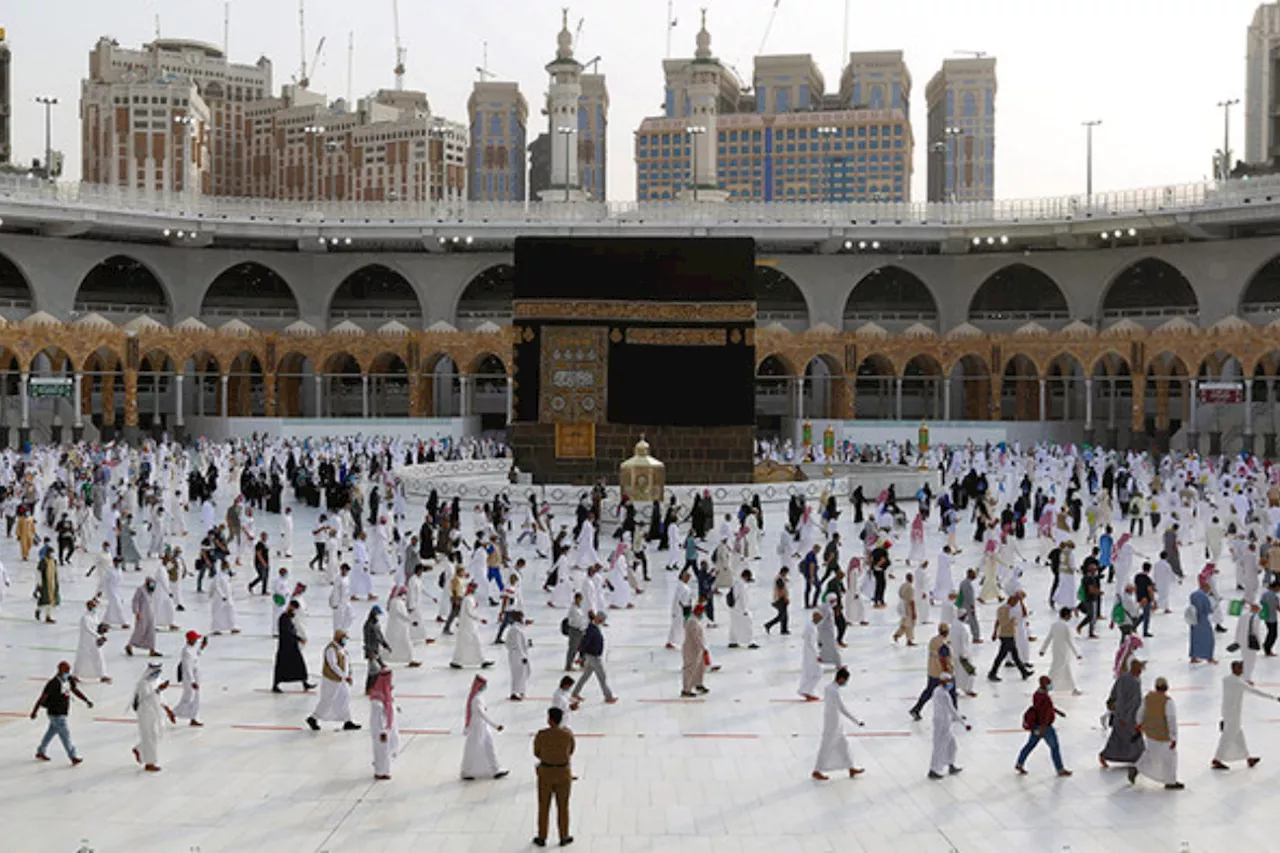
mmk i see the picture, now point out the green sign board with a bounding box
[28,378,73,399]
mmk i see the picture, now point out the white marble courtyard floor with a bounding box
[0,478,1270,853]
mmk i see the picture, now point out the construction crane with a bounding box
[392,0,406,91]
[574,17,585,51]
[476,41,496,82]
[583,56,602,73]
[757,0,782,56]
[954,50,989,59]
[295,1,326,89]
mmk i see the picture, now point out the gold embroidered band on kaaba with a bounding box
[513,300,757,323]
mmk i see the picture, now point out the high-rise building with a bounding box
[579,73,608,200]
[82,37,273,197]
[1247,3,1280,164]
[839,50,911,112]
[635,28,912,203]
[0,28,11,165]
[468,81,527,202]
[81,36,465,203]
[528,132,551,199]
[925,57,996,202]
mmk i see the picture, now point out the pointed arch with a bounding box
[969,264,1069,322]
[844,266,938,330]
[1100,258,1197,321]
[754,266,811,329]
[75,255,172,323]
[1240,254,1280,318]
[0,250,34,314]
[455,263,514,328]
[330,264,423,329]
[202,262,300,327]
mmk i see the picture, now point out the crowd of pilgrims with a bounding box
[12,431,1280,788]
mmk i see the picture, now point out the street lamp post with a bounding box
[1082,119,1102,203]
[303,125,326,205]
[944,126,964,203]
[686,125,706,202]
[35,96,58,181]
[1217,98,1240,181]
[557,126,577,202]
[173,115,196,198]
[929,141,946,203]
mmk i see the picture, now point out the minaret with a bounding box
[540,8,588,202]
[683,10,728,202]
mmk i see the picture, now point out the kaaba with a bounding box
[508,237,757,485]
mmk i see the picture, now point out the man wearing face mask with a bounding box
[130,661,175,772]
[124,577,161,658]
[1015,675,1072,777]
[307,630,361,732]
[31,661,93,765]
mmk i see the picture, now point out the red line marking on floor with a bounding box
[682,733,758,739]
[0,711,28,718]
[396,694,446,699]
[637,698,705,704]
[986,728,1026,734]
[769,699,813,703]
[1168,687,1205,692]
[399,728,451,735]
[1180,722,1202,727]
[92,717,134,724]
[232,724,305,732]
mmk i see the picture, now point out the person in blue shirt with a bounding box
[799,545,821,609]
[1099,527,1114,583]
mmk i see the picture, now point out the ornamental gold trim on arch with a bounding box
[624,327,728,347]
[513,300,757,323]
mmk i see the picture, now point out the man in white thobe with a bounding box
[1211,660,1280,770]
[928,673,970,779]
[811,667,865,780]
[798,611,824,700]
[504,614,531,700]
[665,571,693,649]
[173,631,207,727]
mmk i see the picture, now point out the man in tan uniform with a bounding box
[988,598,1032,682]
[892,572,918,646]
[533,706,576,847]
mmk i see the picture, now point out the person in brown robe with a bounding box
[681,605,709,697]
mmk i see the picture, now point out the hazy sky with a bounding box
[1,0,1264,201]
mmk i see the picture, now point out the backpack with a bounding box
[1183,604,1198,626]
[560,617,570,636]
[727,588,736,609]
[1022,704,1038,731]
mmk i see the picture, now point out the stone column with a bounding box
[314,375,323,418]
[123,369,140,445]
[1154,378,1170,452]
[459,375,472,418]
[72,372,84,443]
[174,373,185,440]
[1062,378,1071,421]
[505,376,514,424]
[1037,378,1047,422]
[219,374,229,418]
[1243,376,1256,455]
[264,373,277,417]
[18,371,29,449]
[1130,372,1146,451]
[895,377,904,421]
[361,374,370,419]
[1265,378,1276,459]
[943,378,952,421]
[1105,377,1118,450]
[1182,376,1192,450]
[1083,378,1094,446]
[793,377,803,421]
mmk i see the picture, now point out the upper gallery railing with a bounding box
[3,173,1280,229]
